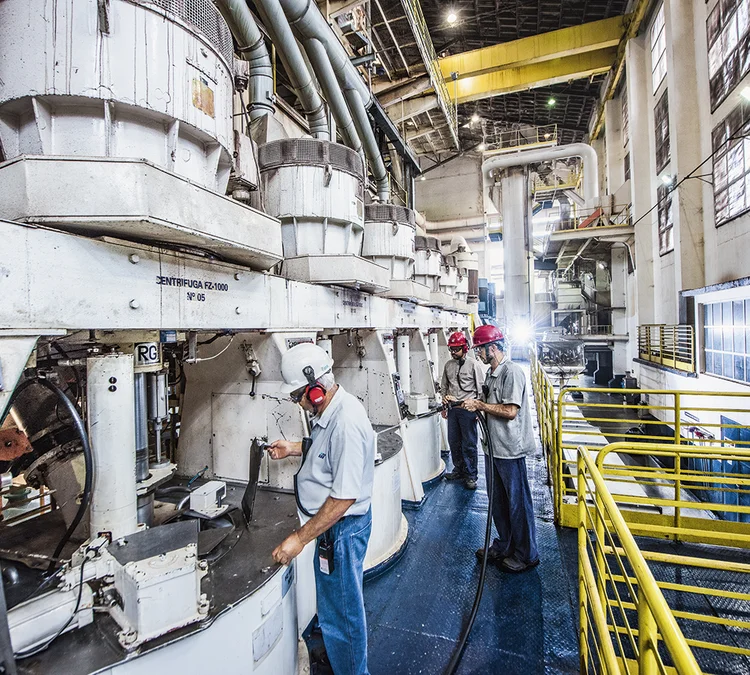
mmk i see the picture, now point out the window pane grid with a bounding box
[655,91,671,174]
[651,5,667,92]
[657,183,674,255]
[703,299,750,384]
[712,100,750,227]
[707,0,750,111]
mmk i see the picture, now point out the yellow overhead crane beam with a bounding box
[437,16,626,104]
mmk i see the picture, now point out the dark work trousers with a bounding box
[447,407,479,480]
[484,455,539,565]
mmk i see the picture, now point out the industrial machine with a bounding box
[0,0,470,672]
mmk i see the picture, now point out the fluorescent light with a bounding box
[419,175,426,181]
[447,11,457,24]
[471,113,480,123]
[742,87,750,101]
[547,97,556,107]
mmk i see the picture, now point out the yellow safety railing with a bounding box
[526,363,750,530]
[578,446,702,675]
[638,324,695,373]
[554,387,750,529]
[579,442,750,673]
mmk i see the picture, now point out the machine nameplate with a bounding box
[156,276,230,292]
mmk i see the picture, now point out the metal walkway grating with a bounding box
[364,366,578,673]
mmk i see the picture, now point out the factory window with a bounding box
[707,0,750,110]
[712,100,750,226]
[703,300,750,384]
[622,87,629,148]
[624,152,631,181]
[657,183,674,255]
[651,5,667,93]
[654,91,670,174]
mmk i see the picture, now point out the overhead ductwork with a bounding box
[215,0,274,119]
[482,142,599,205]
[279,0,390,202]
[253,0,329,139]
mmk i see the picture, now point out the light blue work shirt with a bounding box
[483,357,536,459]
[296,385,376,520]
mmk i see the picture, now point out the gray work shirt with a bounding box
[482,358,536,459]
[441,357,486,401]
[296,385,375,521]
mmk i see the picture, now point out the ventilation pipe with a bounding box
[279,0,390,202]
[304,38,362,152]
[254,0,329,138]
[483,142,599,205]
[215,0,275,119]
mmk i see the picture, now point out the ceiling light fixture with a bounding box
[547,97,556,107]
[477,143,486,151]
[471,113,480,123]
[446,10,457,24]
[661,173,674,185]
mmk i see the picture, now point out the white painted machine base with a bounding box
[281,255,391,293]
[398,415,444,504]
[428,291,456,309]
[380,280,432,304]
[0,156,283,271]
[103,565,300,675]
[365,450,407,572]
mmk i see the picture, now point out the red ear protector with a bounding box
[302,365,327,406]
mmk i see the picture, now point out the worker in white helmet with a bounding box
[268,342,375,675]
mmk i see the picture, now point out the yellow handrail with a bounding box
[579,446,703,675]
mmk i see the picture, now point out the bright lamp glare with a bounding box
[513,320,533,344]
[660,174,674,185]
[471,113,480,123]
[477,143,486,151]
[447,11,457,24]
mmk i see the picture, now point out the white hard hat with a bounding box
[280,343,333,391]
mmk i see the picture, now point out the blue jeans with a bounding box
[447,407,479,480]
[314,508,372,675]
[485,456,539,565]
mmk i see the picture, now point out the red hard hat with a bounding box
[472,324,505,348]
[447,331,469,349]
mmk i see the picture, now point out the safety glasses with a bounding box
[449,346,465,353]
[289,386,307,403]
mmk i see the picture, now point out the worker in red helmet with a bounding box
[440,330,486,490]
[462,324,540,574]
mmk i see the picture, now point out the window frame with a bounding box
[651,5,668,93]
[707,0,750,112]
[701,299,750,386]
[712,100,750,227]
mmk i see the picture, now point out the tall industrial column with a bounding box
[501,167,533,335]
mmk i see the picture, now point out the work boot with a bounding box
[464,478,477,490]
[444,470,464,481]
[475,547,505,565]
[499,557,540,574]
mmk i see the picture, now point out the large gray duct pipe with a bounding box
[483,142,599,205]
[304,38,362,152]
[215,0,274,119]
[253,0,329,138]
[279,0,390,202]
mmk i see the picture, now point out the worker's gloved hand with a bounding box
[461,399,482,413]
[268,439,296,460]
[273,531,304,566]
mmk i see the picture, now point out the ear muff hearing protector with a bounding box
[302,365,327,406]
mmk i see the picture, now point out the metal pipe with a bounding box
[147,373,169,467]
[215,0,274,119]
[134,373,149,483]
[396,335,410,395]
[87,354,138,541]
[254,0,329,138]
[304,38,361,151]
[279,0,390,201]
[483,143,599,205]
